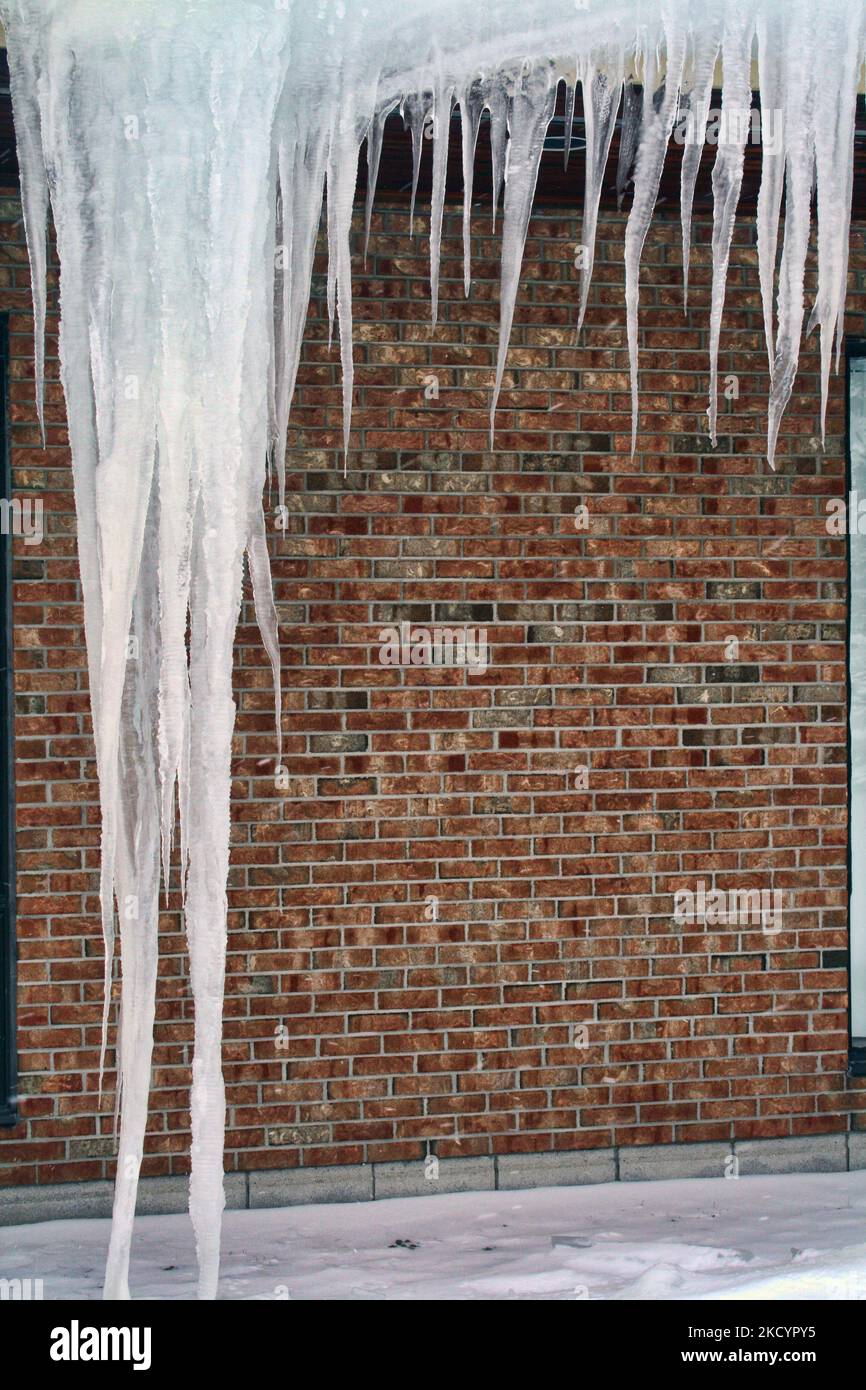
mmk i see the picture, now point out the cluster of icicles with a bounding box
[2,0,864,1298]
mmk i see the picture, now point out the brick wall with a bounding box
[1,193,864,1190]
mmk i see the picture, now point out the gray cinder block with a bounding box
[733,1134,847,1176]
[249,1164,372,1208]
[0,1179,114,1225]
[373,1156,495,1200]
[847,1132,866,1171]
[618,1142,733,1183]
[497,1148,616,1190]
[0,1172,248,1225]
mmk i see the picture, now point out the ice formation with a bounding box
[1,0,864,1299]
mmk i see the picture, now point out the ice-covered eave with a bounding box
[348,3,865,471]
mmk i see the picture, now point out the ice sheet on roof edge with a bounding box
[0,0,863,1300]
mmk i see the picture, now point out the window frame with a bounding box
[0,310,16,1126]
[846,336,866,1076]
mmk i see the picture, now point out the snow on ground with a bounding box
[3,1170,866,1301]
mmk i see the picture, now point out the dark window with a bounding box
[0,311,15,1125]
[847,340,866,1076]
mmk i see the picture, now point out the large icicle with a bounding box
[489,61,558,438]
[2,0,291,1300]
[103,479,161,1301]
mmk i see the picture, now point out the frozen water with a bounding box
[1,0,863,1299]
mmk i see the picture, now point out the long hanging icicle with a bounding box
[458,77,488,296]
[488,81,510,233]
[4,0,866,1304]
[765,0,815,468]
[562,75,577,171]
[3,0,294,1301]
[489,60,558,439]
[624,1,688,452]
[754,6,786,372]
[706,2,755,445]
[3,34,47,442]
[679,18,721,309]
[429,79,456,326]
[272,105,331,510]
[364,99,399,262]
[576,55,625,337]
[326,25,379,461]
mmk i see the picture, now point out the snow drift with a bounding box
[1,0,863,1299]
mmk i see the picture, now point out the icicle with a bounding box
[363,99,399,263]
[754,9,786,369]
[103,476,161,1301]
[640,31,660,132]
[488,82,510,233]
[2,0,293,1301]
[326,168,338,356]
[624,2,688,453]
[273,111,330,510]
[679,21,721,310]
[576,55,624,338]
[459,78,487,297]
[85,195,160,1103]
[248,506,283,775]
[706,3,755,445]
[327,110,369,462]
[489,60,557,441]
[766,0,815,468]
[265,146,280,483]
[403,91,433,235]
[563,75,576,170]
[429,81,455,327]
[4,34,48,443]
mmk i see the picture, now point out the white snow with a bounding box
[4,1171,866,1301]
[1,0,865,1299]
